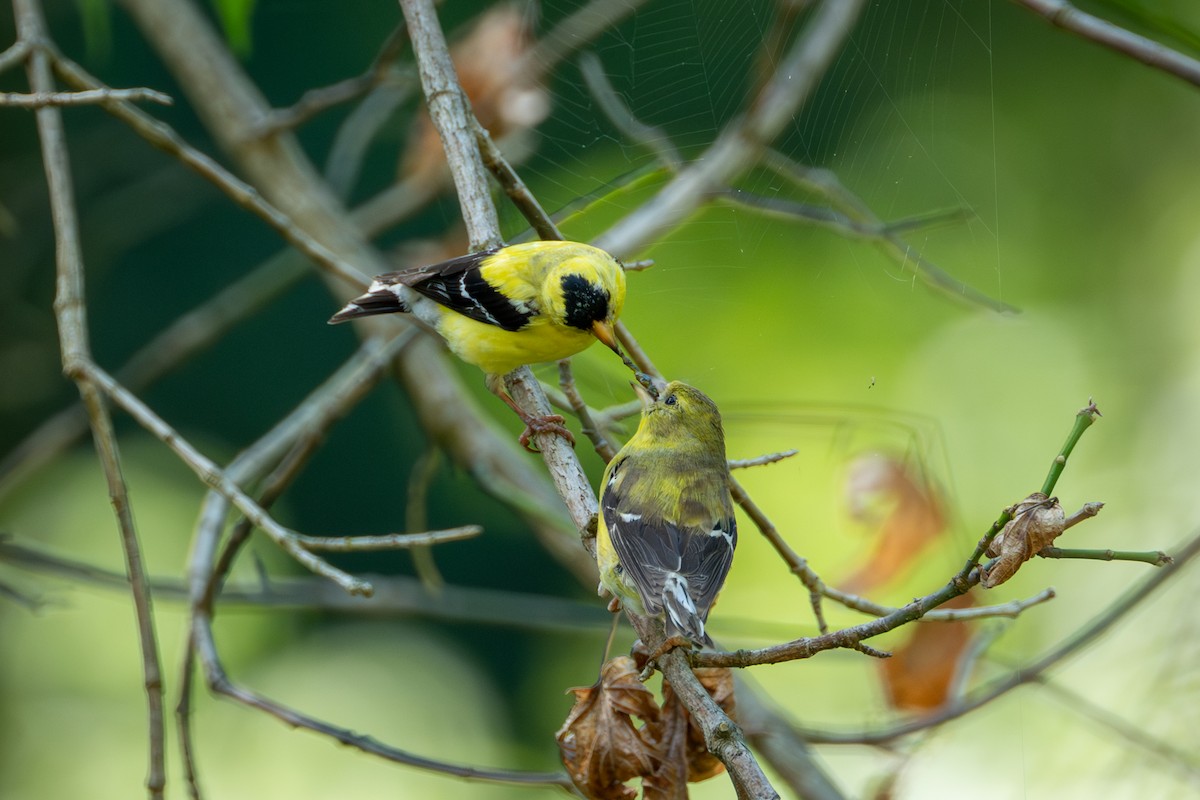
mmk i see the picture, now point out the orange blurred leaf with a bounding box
[556,656,661,800]
[841,453,946,593]
[401,4,549,184]
[879,593,975,712]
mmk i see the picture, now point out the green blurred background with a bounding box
[2,0,1199,797]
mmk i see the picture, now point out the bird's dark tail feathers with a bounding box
[328,283,409,324]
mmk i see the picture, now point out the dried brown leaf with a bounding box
[401,4,549,184]
[646,667,735,792]
[982,493,1066,588]
[557,656,661,800]
[879,593,974,711]
[841,453,946,592]
[642,693,689,800]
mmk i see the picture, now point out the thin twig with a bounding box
[557,360,616,461]
[760,151,1014,313]
[475,122,562,241]
[255,26,410,137]
[704,397,1107,667]
[0,578,42,611]
[0,536,612,631]
[820,579,1056,622]
[16,1,166,795]
[1038,547,1172,566]
[522,0,650,83]
[1012,0,1200,89]
[1041,399,1101,494]
[0,86,172,106]
[0,249,306,499]
[729,450,799,470]
[1034,674,1200,783]
[800,528,1200,745]
[578,50,682,169]
[48,53,369,290]
[953,399,1103,585]
[705,399,1097,665]
[0,39,30,73]
[720,187,970,239]
[293,526,480,551]
[195,625,573,787]
[405,446,447,591]
[78,360,373,595]
[691,568,981,669]
[595,0,869,257]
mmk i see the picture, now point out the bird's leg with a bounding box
[646,634,693,666]
[486,374,575,452]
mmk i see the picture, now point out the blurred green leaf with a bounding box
[212,0,257,56]
[75,0,112,62]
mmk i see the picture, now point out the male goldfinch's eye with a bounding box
[664,394,677,406]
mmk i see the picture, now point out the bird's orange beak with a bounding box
[591,320,619,353]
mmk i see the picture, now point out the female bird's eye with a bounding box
[664,393,677,406]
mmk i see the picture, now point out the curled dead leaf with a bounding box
[983,493,1066,588]
[559,657,735,799]
[556,656,661,800]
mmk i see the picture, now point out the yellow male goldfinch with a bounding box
[596,381,736,649]
[329,241,626,448]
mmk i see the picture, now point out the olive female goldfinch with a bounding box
[329,241,626,448]
[596,381,736,648]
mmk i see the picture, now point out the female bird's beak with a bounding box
[630,375,668,405]
[591,320,619,352]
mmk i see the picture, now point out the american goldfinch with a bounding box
[596,381,736,649]
[329,241,626,449]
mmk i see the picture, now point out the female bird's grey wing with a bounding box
[600,456,675,616]
[679,514,737,619]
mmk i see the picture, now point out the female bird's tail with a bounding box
[662,572,712,646]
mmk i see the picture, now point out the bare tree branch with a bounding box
[596,0,869,257]
[1012,0,1200,89]
[799,526,1200,745]
[0,86,172,106]
[0,537,610,633]
[14,1,166,795]
[398,0,501,249]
